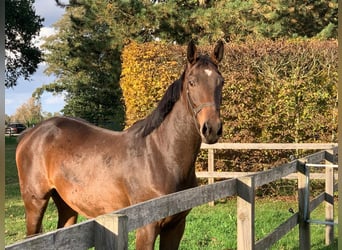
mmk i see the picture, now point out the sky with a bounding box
[5,0,66,116]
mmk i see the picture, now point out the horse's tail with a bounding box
[16,128,32,144]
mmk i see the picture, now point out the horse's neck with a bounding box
[151,95,202,167]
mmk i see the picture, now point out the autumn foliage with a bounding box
[120,41,186,127]
[120,39,337,144]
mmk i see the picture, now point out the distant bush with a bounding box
[120,39,337,176]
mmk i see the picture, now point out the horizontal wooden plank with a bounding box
[309,192,325,213]
[5,220,95,250]
[255,213,298,250]
[253,160,298,187]
[113,179,237,231]
[325,149,338,163]
[196,171,254,178]
[201,143,337,150]
[299,150,328,164]
[196,172,338,180]
[309,183,338,213]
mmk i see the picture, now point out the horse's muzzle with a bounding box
[201,120,222,144]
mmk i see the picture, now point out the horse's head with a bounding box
[184,40,224,144]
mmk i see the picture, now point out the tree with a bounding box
[255,0,338,39]
[11,97,43,127]
[40,0,227,129]
[40,0,337,129]
[126,0,338,43]
[42,111,62,119]
[39,1,126,129]
[5,0,44,88]
[5,114,11,125]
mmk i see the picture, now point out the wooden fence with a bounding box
[198,143,338,205]
[5,144,338,250]
[198,142,338,180]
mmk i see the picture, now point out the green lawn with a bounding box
[5,136,338,249]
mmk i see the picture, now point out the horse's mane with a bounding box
[132,74,184,137]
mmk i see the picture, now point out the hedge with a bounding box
[120,39,337,143]
[120,41,186,127]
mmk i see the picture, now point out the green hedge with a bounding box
[222,39,337,144]
[120,39,337,177]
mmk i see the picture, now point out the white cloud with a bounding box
[40,93,65,114]
[34,27,58,49]
[40,27,58,38]
[5,98,14,105]
[43,94,64,105]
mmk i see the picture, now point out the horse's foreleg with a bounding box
[23,195,50,236]
[51,190,78,228]
[136,222,160,250]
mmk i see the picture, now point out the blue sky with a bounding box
[5,0,66,115]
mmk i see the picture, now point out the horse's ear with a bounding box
[187,40,197,64]
[211,40,224,64]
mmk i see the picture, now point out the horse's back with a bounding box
[16,117,94,178]
[16,116,124,173]
[18,116,116,147]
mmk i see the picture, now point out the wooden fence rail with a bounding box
[6,144,338,250]
[198,143,338,206]
[200,142,338,150]
[198,144,338,184]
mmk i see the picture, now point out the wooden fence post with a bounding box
[208,148,215,206]
[297,161,310,250]
[95,214,128,250]
[325,165,334,245]
[237,176,255,250]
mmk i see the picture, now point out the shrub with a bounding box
[120,41,186,127]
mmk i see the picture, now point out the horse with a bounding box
[16,40,224,250]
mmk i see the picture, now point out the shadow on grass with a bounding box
[5,183,21,199]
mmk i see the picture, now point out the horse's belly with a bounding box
[55,180,130,218]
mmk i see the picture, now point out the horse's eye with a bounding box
[189,79,196,87]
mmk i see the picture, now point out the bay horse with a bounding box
[16,40,224,249]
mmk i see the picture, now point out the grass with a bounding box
[5,136,338,249]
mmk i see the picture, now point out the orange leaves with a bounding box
[120,41,183,127]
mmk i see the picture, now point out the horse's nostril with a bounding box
[201,122,208,136]
[202,121,223,137]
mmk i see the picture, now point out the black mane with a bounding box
[133,75,184,137]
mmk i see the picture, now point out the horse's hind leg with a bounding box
[51,190,78,228]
